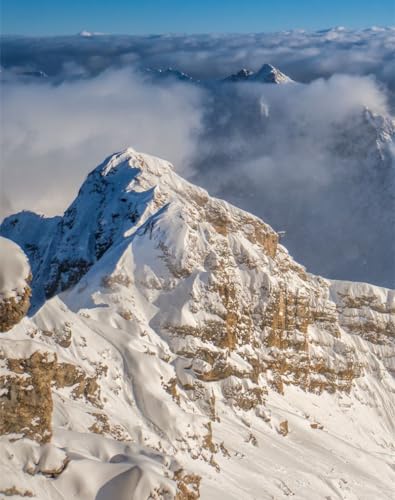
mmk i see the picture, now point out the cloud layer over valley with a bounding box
[1,27,394,287]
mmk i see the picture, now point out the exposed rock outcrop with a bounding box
[0,285,31,332]
[331,280,395,344]
[0,351,102,443]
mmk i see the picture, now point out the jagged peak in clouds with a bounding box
[224,63,293,84]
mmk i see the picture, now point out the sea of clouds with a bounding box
[1,27,394,286]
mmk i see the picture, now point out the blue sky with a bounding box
[1,0,395,35]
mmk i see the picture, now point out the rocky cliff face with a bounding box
[0,148,394,499]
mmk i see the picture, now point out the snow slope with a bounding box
[0,148,394,499]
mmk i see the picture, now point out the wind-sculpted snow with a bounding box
[0,148,394,498]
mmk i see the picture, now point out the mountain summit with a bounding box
[224,63,294,83]
[0,148,394,499]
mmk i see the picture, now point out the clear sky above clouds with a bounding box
[2,0,395,35]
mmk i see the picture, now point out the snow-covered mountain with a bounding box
[143,63,292,86]
[144,67,196,83]
[224,64,293,84]
[0,148,394,499]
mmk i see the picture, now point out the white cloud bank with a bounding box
[1,28,394,286]
[1,69,203,217]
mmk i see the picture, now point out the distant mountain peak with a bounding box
[224,63,293,84]
[78,30,93,37]
[144,67,195,83]
[253,63,293,83]
[234,68,254,79]
[78,30,105,37]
